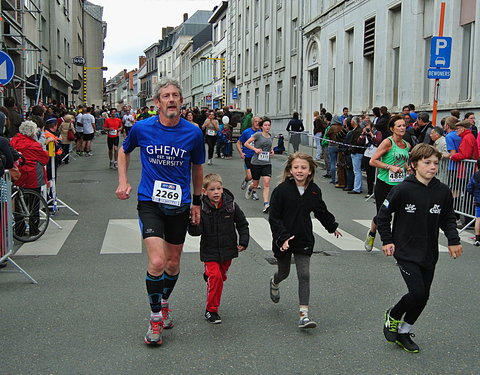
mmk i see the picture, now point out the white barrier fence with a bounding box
[437,158,477,232]
[0,170,37,284]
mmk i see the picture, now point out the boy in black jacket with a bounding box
[377,144,463,353]
[188,173,249,324]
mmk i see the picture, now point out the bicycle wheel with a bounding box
[12,189,50,242]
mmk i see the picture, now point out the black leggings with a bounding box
[373,178,394,226]
[205,135,217,160]
[274,252,311,305]
[390,261,435,325]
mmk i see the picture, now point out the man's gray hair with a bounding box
[352,116,361,125]
[153,78,183,101]
[18,120,38,138]
[418,112,430,122]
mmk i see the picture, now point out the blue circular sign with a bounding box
[0,51,16,86]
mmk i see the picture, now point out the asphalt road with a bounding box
[1,135,479,375]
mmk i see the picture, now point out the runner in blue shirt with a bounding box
[236,116,261,190]
[116,78,205,346]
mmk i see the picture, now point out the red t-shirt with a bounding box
[104,117,122,138]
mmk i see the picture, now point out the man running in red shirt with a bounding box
[104,108,123,169]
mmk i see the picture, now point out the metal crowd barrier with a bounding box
[437,158,476,233]
[0,170,37,284]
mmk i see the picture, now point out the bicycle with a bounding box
[11,185,50,242]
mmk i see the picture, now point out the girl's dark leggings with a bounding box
[390,260,435,325]
[274,252,311,305]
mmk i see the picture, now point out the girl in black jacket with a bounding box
[268,152,341,329]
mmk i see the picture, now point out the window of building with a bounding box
[277,81,283,112]
[390,6,402,107]
[237,54,241,78]
[309,68,318,87]
[291,76,297,111]
[291,18,298,53]
[346,28,354,110]
[221,16,226,39]
[254,0,259,27]
[246,7,250,33]
[264,36,270,67]
[265,0,269,18]
[277,0,282,10]
[214,24,219,43]
[460,22,475,100]
[246,90,250,108]
[265,85,270,114]
[245,48,250,76]
[254,42,259,72]
[238,14,242,40]
[363,17,375,109]
[276,28,282,61]
[255,88,259,111]
[57,29,61,57]
[422,37,432,104]
[461,0,476,25]
[329,37,336,110]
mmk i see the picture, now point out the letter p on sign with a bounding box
[430,36,452,68]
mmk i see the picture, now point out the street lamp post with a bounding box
[200,56,225,108]
[82,66,108,105]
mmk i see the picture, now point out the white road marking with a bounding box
[101,219,142,254]
[15,220,78,256]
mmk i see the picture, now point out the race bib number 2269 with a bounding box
[152,181,182,206]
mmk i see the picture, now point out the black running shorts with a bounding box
[137,201,190,244]
[251,164,272,180]
[107,137,119,150]
[244,157,252,170]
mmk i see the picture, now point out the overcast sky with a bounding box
[92,0,220,80]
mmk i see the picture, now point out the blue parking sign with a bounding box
[430,37,452,69]
[0,51,15,86]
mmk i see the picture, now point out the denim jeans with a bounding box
[314,132,322,160]
[351,153,364,193]
[328,146,339,183]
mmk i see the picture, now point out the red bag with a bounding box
[67,128,75,141]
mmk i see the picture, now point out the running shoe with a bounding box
[109,161,114,169]
[207,159,212,165]
[113,161,118,169]
[263,203,270,213]
[474,241,480,247]
[298,316,317,329]
[252,191,259,200]
[144,315,163,345]
[269,277,279,303]
[245,187,253,200]
[240,180,249,190]
[364,231,375,252]
[396,333,420,353]
[161,301,174,329]
[205,310,222,324]
[383,308,400,343]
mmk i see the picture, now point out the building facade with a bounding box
[0,0,105,112]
